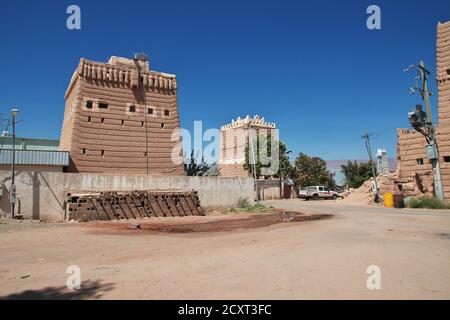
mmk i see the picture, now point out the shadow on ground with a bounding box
[0,280,114,300]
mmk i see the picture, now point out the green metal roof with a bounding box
[0,150,69,166]
[0,136,60,151]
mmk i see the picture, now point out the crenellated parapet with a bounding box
[220,115,276,131]
[66,57,177,99]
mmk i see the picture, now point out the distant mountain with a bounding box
[326,158,396,171]
[326,158,397,185]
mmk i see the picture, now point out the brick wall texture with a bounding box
[60,56,184,175]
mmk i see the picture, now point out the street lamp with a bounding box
[247,124,259,204]
[10,108,19,219]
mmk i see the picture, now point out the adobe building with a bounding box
[219,115,276,177]
[396,21,450,199]
[60,55,184,175]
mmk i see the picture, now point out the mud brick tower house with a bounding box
[60,55,184,175]
[396,21,450,198]
[219,115,276,177]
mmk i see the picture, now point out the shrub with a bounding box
[228,203,274,213]
[406,196,450,209]
[242,204,274,212]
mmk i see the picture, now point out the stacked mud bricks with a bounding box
[219,115,276,177]
[60,55,184,175]
[397,21,450,198]
[67,190,203,221]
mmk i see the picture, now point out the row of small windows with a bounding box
[128,105,169,116]
[86,101,108,109]
[416,156,450,165]
[81,149,151,157]
[86,100,170,116]
[82,149,105,156]
[87,116,165,128]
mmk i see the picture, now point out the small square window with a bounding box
[86,101,93,109]
[164,109,170,116]
[444,156,450,163]
[416,158,424,165]
[129,105,136,112]
[98,102,108,109]
[148,108,153,114]
[447,69,450,76]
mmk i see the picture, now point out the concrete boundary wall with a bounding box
[0,171,254,221]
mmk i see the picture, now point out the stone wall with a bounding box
[0,171,254,221]
[60,56,184,176]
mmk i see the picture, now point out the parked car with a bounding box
[298,186,339,200]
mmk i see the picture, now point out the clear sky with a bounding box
[1,0,449,161]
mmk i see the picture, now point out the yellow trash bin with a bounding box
[384,193,394,208]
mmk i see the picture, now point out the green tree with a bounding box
[292,153,336,189]
[184,150,220,176]
[244,135,292,178]
[277,141,293,179]
[340,160,374,188]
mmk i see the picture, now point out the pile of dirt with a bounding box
[340,179,377,204]
[340,172,426,205]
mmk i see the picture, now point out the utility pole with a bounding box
[10,108,19,219]
[405,60,444,201]
[279,149,292,199]
[361,132,379,203]
[248,124,259,204]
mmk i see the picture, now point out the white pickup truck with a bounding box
[298,186,339,200]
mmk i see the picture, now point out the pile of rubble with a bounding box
[340,172,429,205]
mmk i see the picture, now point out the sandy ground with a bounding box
[0,199,449,299]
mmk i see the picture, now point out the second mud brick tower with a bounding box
[396,21,450,198]
[60,55,184,175]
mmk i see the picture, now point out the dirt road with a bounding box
[1,200,449,299]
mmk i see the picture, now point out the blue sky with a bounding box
[1,0,449,161]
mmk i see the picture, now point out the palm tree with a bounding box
[341,160,374,188]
